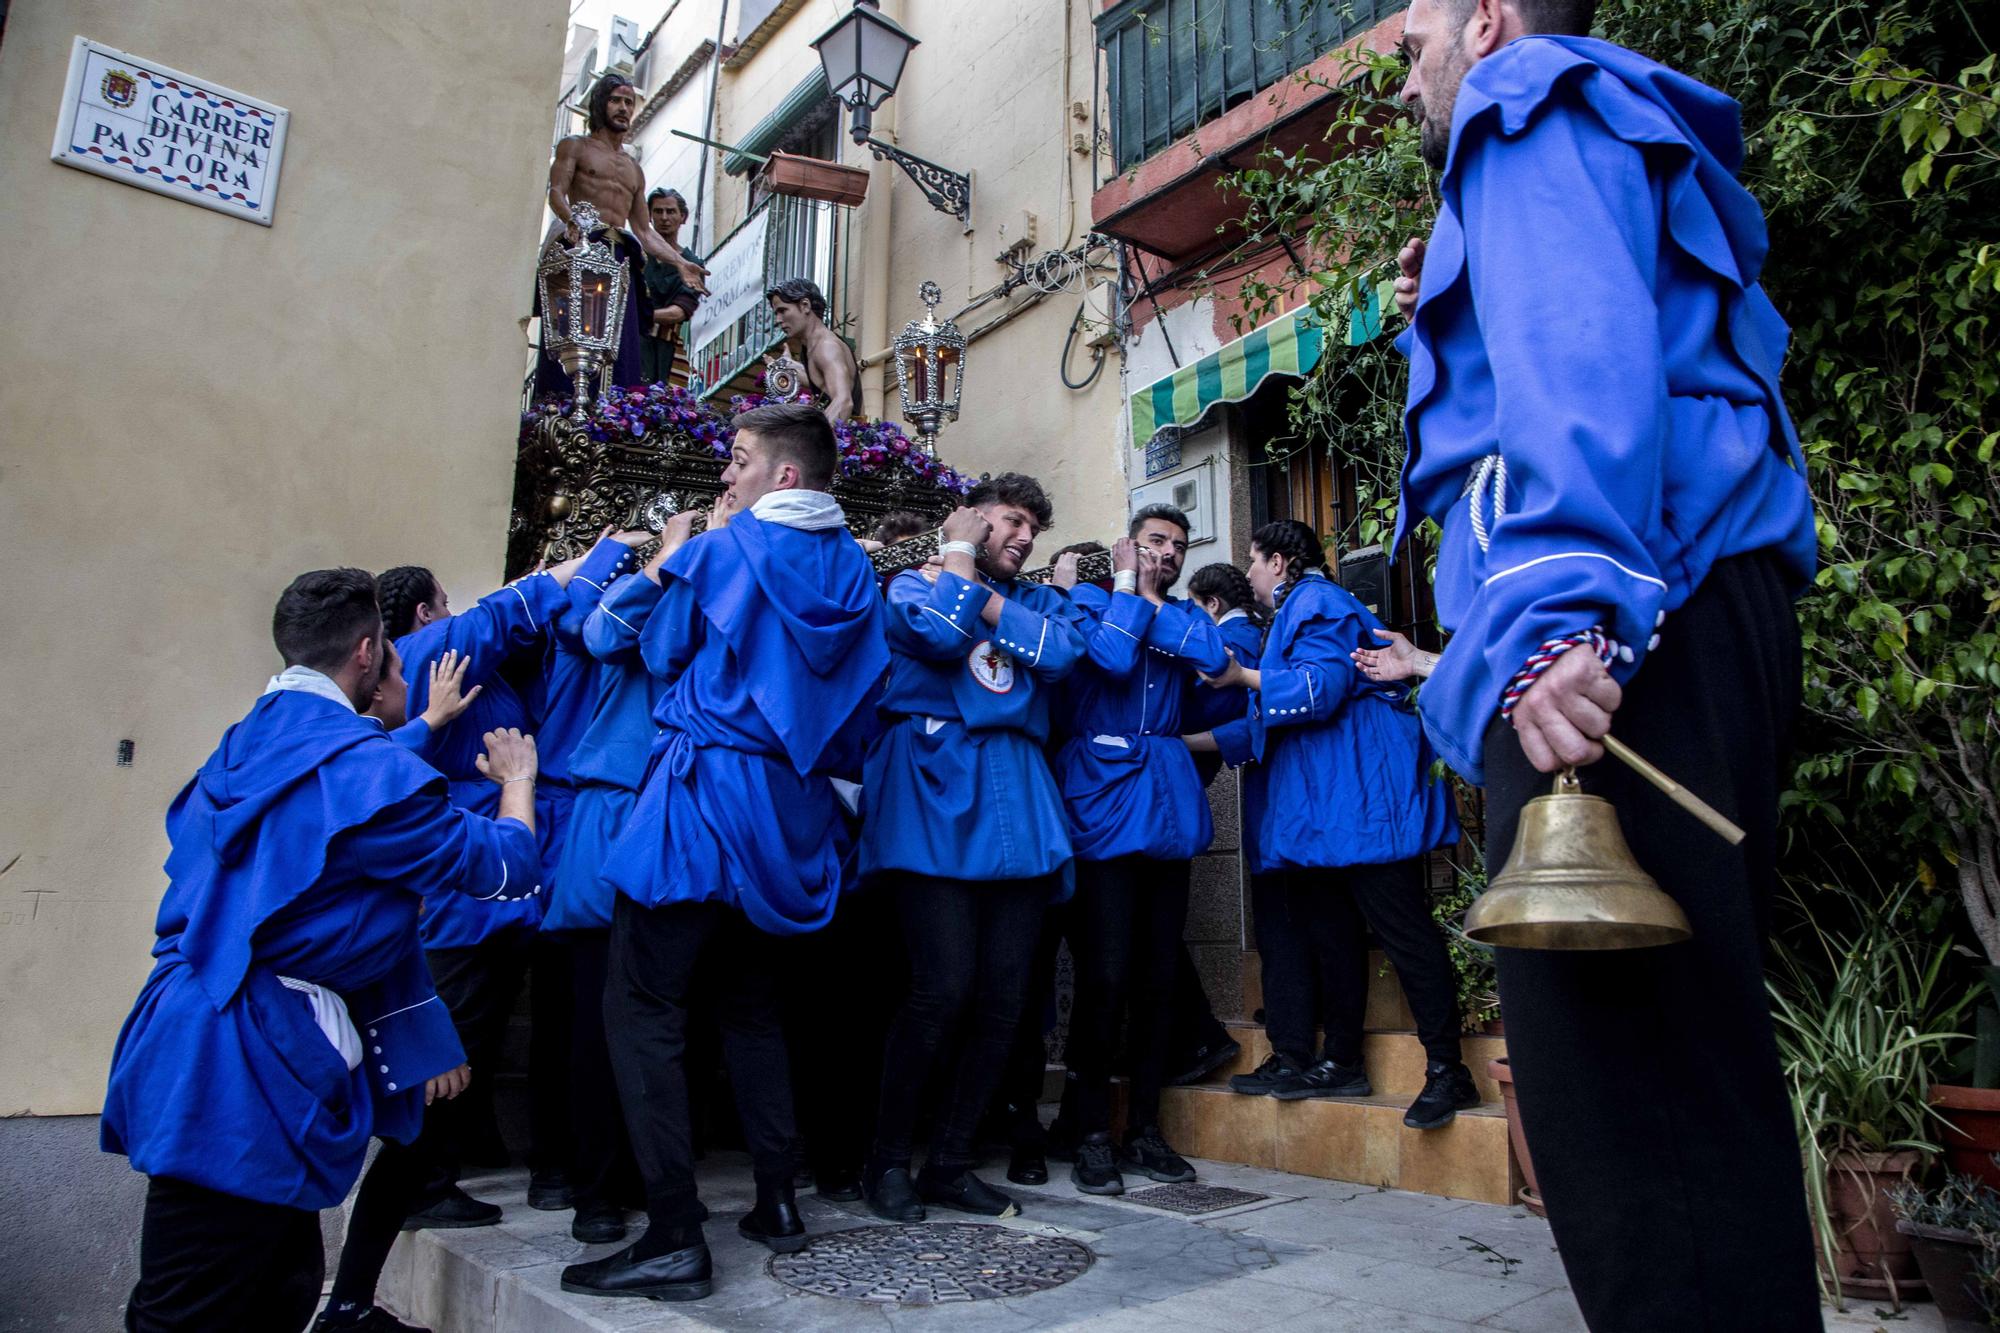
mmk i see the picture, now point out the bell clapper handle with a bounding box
[1553,767,1583,796]
[1600,734,1746,847]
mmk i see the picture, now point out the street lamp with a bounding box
[892,280,965,454]
[812,0,973,227]
[536,200,629,418]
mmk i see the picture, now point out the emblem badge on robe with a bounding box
[968,640,1016,694]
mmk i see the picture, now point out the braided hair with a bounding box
[1249,519,1327,608]
[1186,562,1271,628]
[376,565,440,641]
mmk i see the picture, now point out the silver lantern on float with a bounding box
[892,280,965,455]
[536,200,628,419]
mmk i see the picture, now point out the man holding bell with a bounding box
[1393,0,1820,1327]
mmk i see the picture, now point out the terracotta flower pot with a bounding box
[763,152,870,207]
[1489,1058,1545,1218]
[1823,1149,1924,1299]
[1896,1220,1989,1332]
[1932,1085,2000,1192]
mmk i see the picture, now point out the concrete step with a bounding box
[1210,1022,1508,1101]
[1157,1082,1520,1206]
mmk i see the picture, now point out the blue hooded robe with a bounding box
[599,510,887,935]
[862,568,1089,884]
[1224,575,1458,873]
[1395,35,1817,782]
[544,572,666,931]
[1053,585,1230,862]
[1189,609,1268,861]
[101,689,541,1209]
[396,570,567,947]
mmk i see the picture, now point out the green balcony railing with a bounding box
[1095,0,1407,173]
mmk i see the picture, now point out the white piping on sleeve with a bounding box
[1483,551,1668,593]
[506,583,538,631]
[922,605,974,639]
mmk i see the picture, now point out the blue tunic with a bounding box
[862,569,1089,883]
[101,690,541,1209]
[1054,586,1229,862]
[396,571,566,947]
[545,573,666,931]
[600,513,887,934]
[1228,576,1458,872]
[1395,35,1817,782]
[1189,611,1268,860]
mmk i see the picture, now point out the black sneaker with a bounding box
[918,1166,1020,1218]
[313,1305,430,1332]
[1269,1058,1372,1101]
[1228,1054,1301,1096]
[1070,1132,1125,1196]
[1404,1060,1482,1129]
[571,1201,627,1244]
[1169,1036,1243,1087]
[400,1185,501,1231]
[527,1169,573,1211]
[1120,1127,1196,1184]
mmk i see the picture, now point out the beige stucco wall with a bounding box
[0,0,567,1114]
[639,0,1128,548]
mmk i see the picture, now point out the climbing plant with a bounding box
[1219,0,1999,950]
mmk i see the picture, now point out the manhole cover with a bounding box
[1124,1183,1270,1214]
[769,1223,1092,1304]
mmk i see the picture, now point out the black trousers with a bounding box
[1067,855,1191,1134]
[606,897,797,1230]
[127,1176,322,1333]
[1249,869,1323,1067]
[779,886,901,1182]
[1168,940,1230,1058]
[565,928,638,1209]
[873,872,1051,1169]
[423,929,569,1177]
[998,909,1069,1141]
[1485,551,1818,1332]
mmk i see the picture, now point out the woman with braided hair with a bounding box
[1194,520,1476,1128]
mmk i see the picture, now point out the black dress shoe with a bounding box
[815,1169,862,1201]
[1269,1058,1373,1101]
[400,1185,501,1231]
[1228,1054,1301,1096]
[312,1305,430,1332]
[1169,1035,1244,1087]
[571,1200,627,1244]
[1007,1143,1049,1186]
[1070,1133,1124,1196]
[1404,1060,1483,1129]
[560,1233,712,1301]
[527,1169,574,1211]
[919,1166,1019,1218]
[738,1188,808,1254]
[863,1164,925,1222]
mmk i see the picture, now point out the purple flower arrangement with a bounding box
[523,383,972,496]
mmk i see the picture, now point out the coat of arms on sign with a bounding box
[101,68,138,108]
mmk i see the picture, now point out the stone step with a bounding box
[1157,1082,1519,1206]
[1210,1022,1508,1100]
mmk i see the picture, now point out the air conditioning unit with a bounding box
[609,16,644,66]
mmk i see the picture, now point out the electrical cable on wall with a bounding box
[1059,300,1105,391]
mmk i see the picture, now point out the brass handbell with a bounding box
[1463,768,1693,950]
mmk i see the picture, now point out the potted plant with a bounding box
[1434,846,1500,1035]
[1487,1058,1544,1217]
[1933,966,2000,1192]
[1889,1174,2000,1331]
[1768,882,1974,1305]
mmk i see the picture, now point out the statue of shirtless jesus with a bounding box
[766,278,863,424]
[535,73,707,400]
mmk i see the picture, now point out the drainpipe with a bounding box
[857,0,899,420]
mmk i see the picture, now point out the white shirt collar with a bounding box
[1218,607,1249,624]
[749,488,849,532]
[262,664,357,712]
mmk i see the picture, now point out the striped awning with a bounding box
[1129,282,1385,446]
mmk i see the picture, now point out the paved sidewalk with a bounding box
[373,1155,1944,1332]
